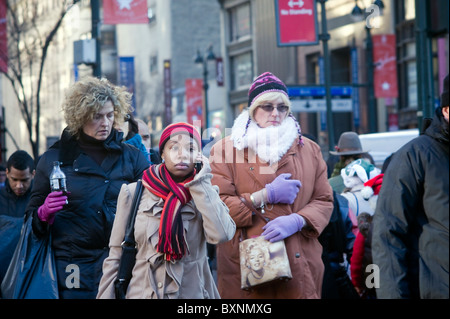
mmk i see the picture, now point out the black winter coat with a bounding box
[26,128,149,299]
[0,180,33,218]
[372,108,449,299]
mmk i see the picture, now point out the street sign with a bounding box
[288,86,353,112]
[274,0,319,46]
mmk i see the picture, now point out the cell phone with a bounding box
[195,162,203,172]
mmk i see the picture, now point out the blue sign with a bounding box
[118,57,136,113]
[288,86,353,97]
[287,85,353,113]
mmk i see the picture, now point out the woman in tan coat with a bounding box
[97,123,235,299]
[210,72,333,299]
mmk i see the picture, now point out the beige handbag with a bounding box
[238,198,292,290]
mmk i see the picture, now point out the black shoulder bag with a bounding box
[114,180,144,299]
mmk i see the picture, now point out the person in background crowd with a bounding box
[319,191,357,299]
[339,159,381,231]
[327,132,374,193]
[97,122,235,299]
[209,72,333,299]
[120,113,151,164]
[25,76,149,299]
[303,133,357,299]
[0,150,35,218]
[350,173,384,299]
[0,165,6,188]
[137,118,161,164]
[0,150,36,285]
[136,118,151,151]
[372,74,449,299]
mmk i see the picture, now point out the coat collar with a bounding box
[52,127,124,165]
[230,110,299,165]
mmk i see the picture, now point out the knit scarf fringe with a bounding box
[142,164,193,261]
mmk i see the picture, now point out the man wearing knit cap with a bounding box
[372,74,449,299]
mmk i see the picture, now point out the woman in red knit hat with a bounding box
[97,122,236,299]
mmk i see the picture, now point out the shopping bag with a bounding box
[0,215,23,284]
[0,215,59,299]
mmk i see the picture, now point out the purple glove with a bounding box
[37,191,68,224]
[262,214,304,243]
[265,173,301,204]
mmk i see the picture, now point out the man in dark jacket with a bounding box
[0,150,35,284]
[0,150,35,218]
[372,74,449,299]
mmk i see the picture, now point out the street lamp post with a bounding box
[351,0,384,133]
[317,0,335,152]
[194,45,216,130]
[365,26,377,133]
[91,0,101,77]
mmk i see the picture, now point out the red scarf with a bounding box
[142,164,194,261]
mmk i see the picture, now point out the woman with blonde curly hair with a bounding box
[25,76,149,299]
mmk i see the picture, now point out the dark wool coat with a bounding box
[26,128,149,299]
[372,108,449,299]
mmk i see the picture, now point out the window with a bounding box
[150,54,158,74]
[306,53,320,84]
[231,52,253,90]
[148,4,156,24]
[406,61,417,107]
[101,30,115,47]
[229,3,251,42]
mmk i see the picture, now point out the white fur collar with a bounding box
[230,110,299,165]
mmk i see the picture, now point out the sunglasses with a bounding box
[259,104,289,113]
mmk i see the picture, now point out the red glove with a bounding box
[37,191,68,224]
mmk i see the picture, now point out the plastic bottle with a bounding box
[50,161,67,193]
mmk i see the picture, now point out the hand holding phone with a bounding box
[195,153,203,172]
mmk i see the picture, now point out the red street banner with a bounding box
[0,0,7,73]
[274,0,319,46]
[372,34,398,98]
[185,79,204,127]
[103,0,148,25]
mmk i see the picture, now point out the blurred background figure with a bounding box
[328,132,374,193]
[0,165,6,188]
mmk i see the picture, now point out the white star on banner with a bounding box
[117,0,132,10]
[382,82,390,90]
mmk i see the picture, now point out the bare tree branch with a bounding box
[2,0,80,159]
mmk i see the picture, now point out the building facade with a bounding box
[216,0,449,150]
[1,0,225,161]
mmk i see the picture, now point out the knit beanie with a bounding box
[247,72,289,115]
[361,173,384,200]
[441,74,449,107]
[159,122,202,155]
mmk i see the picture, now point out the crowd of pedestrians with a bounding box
[0,73,448,300]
